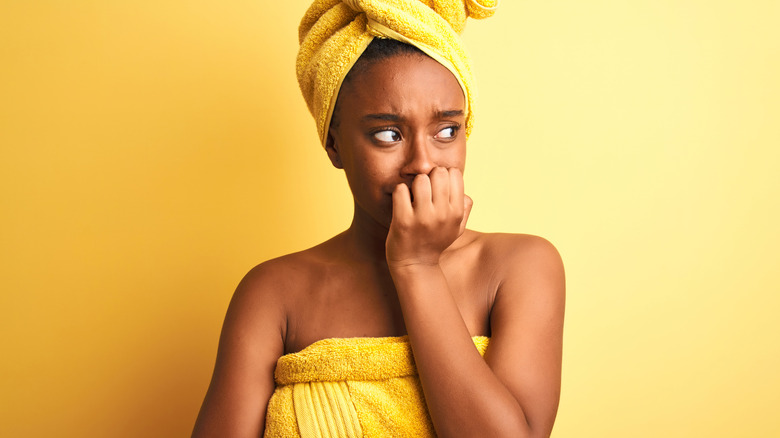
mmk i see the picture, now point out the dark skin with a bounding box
[193,53,565,438]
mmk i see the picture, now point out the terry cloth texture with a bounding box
[264,335,490,437]
[296,0,499,147]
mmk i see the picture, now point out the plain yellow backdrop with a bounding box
[1,1,778,436]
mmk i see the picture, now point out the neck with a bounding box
[339,201,475,265]
[343,202,391,264]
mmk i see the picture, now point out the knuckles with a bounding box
[388,167,468,257]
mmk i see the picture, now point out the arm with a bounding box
[387,168,565,438]
[192,264,287,438]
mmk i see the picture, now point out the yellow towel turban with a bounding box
[296,0,499,147]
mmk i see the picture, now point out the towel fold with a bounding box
[264,335,490,438]
[296,0,499,147]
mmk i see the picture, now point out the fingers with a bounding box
[392,183,413,220]
[430,167,450,207]
[406,168,469,233]
[388,169,471,264]
[410,167,462,207]
[411,173,432,207]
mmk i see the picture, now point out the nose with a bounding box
[400,133,435,177]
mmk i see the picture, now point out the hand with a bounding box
[386,167,473,268]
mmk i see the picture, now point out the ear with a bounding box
[325,129,344,169]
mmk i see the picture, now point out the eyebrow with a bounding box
[361,109,464,122]
[362,113,401,122]
[436,110,465,118]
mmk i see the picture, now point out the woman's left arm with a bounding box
[387,168,565,438]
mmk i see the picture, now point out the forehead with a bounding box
[337,54,465,116]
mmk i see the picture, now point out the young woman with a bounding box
[193,1,564,437]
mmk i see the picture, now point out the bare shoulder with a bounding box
[230,245,331,329]
[192,244,334,437]
[460,231,565,327]
[236,250,317,300]
[470,232,564,287]
[217,248,329,366]
[475,232,562,262]
[467,232,565,434]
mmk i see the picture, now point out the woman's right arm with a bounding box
[192,263,287,438]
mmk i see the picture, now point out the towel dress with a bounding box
[264,336,489,438]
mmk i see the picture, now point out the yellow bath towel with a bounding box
[296,0,499,147]
[264,335,490,437]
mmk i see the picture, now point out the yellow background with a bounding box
[1,1,778,436]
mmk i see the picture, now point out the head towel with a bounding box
[296,0,499,147]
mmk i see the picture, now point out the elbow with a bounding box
[489,404,554,438]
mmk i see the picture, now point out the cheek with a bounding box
[436,142,467,170]
[343,158,393,197]
[355,150,401,180]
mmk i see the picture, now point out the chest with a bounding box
[283,261,494,354]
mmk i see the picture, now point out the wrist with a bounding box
[387,261,448,303]
[387,259,443,277]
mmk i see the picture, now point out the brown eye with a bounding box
[373,129,401,142]
[434,126,459,140]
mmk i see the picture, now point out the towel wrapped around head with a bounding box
[296,0,499,147]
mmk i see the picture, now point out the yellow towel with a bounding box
[296,0,499,147]
[264,336,490,438]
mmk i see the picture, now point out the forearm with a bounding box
[391,263,535,438]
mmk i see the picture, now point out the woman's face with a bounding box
[327,53,467,229]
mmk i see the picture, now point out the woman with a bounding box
[193,1,564,437]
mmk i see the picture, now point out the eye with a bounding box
[373,129,401,143]
[434,125,460,140]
